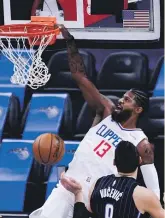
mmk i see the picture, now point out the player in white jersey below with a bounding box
[29,25,160,218]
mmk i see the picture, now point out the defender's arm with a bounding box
[134,187,165,218]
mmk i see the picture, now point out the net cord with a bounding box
[0,26,55,89]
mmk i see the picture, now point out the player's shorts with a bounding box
[29,184,75,218]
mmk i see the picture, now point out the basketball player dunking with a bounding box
[61,141,165,218]
[30,25,160,218]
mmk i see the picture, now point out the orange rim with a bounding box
[0,16,60,37]
[0,24,60,37]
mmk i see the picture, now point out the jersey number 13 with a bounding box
[94,140,112,158]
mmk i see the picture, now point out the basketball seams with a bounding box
[54,135,64,162]
[52,134,61,161]
[58,140,64,160]
[38,135,46,164]
[33,137,41,162]
[59,140,65,161]
[47,133,53,164]
[38,134,53,164]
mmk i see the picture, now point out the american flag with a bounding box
[123,10,150,28]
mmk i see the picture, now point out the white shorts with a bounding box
[29,184,75,218]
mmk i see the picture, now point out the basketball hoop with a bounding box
[0,17,60,89]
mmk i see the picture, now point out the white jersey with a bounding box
[65,115,147,205]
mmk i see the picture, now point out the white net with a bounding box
[0,33,55,89]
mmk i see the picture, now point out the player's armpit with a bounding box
[137,139,154,164]
[92,113,102,127]
[77,77,114,116]
[140,188,165,218]
[92,95,115,126]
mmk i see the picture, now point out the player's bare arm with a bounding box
[59,25,115,120]
[137,139,160,199]
[133,186,165,218]
[137,139,154,164]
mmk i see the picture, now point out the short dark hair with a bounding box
[130,88,149,112]
[114,141,139,173]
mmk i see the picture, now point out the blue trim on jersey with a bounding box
[117,123,142,132]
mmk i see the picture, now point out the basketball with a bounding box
[33,133,65,165]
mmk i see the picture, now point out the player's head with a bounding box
[114,141,141,174]
[111,89,149,123]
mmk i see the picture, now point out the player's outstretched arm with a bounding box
[137,140,160,199]
[59,25,115,119]
[134,186,165,218]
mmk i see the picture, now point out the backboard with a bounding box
[3,0,160,41]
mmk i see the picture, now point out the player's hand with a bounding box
[61,172,82,195]
[58,24,74,40]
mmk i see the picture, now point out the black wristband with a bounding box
[73,202,91,218]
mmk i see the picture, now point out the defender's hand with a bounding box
[61,172,82,195]
[58,24,74,40]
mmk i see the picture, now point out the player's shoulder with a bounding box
[133,186,149,214]
[96,174,115,185]
[137,138,153,152]
[129,130,148,142]
[133,185,157,205]
[129,128,145,135]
